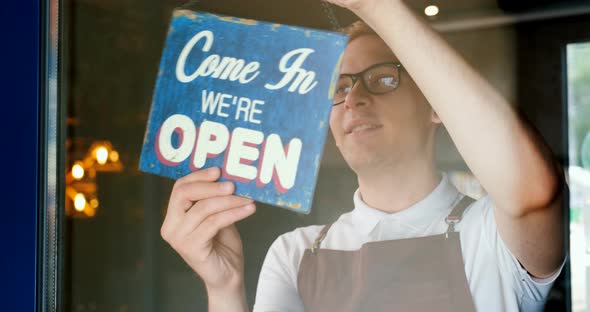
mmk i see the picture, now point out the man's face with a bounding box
[329,35,440,173]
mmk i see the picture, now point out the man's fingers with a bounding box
[165,167,225,221]
[176,195,254,237]
[192,203,256,246]
[217,225,243,255]
[168,180,235,219]
[175,167,221,185]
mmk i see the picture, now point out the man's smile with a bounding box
[344,119,383,135]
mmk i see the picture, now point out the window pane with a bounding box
[568,41,590,312]
[62,1,575,311]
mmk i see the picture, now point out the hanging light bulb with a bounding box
[109,150,119,163]
[85,207,96,217]
[74,193,87,212]
[71,161,85,180]
[425,5,439,17]
[95,146,109,165]
[90,198,99,209]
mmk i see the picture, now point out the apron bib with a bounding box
[297,196,476,312]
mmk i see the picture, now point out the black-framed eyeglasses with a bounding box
[333,62,403,106]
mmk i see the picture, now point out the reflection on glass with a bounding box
[424,5,440,17]
[74,193,87,211]
[95,146,109,165]
[447,170,487,200]
[60,0,579,310]
[567,41,590,312]
[72,162,85,180]
[65,140,123,218]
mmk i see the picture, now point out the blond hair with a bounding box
[340,20,378,42]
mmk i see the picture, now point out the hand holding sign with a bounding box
[161,167,254,308]
[147,8,346,310]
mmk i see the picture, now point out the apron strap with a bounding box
[445,195,475,234]
[311,223,333,254]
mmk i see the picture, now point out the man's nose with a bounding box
[344,80,370,109]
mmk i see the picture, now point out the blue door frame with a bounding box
[0,0,40,310]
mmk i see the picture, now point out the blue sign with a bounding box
[139,10,348,214]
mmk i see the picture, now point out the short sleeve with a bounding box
[479,195,564,308]
[253,233,306,312]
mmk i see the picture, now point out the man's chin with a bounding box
[342,151,386,172]
[341,140,381,155]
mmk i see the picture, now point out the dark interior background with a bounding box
[62,0,590,311]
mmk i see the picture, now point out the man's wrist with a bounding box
[206,283,248,312]
[352,0,402,22]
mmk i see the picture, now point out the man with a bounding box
[160,0,566,311]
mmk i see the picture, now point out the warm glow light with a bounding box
[95,146,109,165]
[109,150,119,162]
[425,5,439,17]
[85,207,96,217]
[74,193,86,211]
[90,198,99,209]
[72,162,85,180]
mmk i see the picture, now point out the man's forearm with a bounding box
[352,0,560,212]
[349,0,564,277]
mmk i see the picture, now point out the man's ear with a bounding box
[430,108,442,124]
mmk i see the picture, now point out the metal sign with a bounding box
[139,10,347,213]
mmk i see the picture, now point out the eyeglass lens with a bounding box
[333,64,400,105]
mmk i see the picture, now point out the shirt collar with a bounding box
[351,172,460,235]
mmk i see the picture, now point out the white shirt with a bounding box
[253,173,562,312]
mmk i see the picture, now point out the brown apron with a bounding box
[297,196,476,312]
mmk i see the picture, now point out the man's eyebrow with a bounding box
[339,61,400,76]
